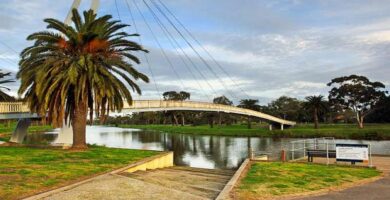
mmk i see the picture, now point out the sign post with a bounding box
[336,144,370,165]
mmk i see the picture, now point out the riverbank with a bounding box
[0,145,158,200]
[234,162,381,200]
[116,123,390,140]
[0,122,53,142]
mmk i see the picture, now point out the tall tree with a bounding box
[327,75,387,128]
[267,96,302,121]
[162,91,190,125]
[17,9,149,149]
[238,99,260,129]
[213,95,233,125]
[303,95,328,129]
[0,70,15,101]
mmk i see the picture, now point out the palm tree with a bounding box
[238,99,260,129]
[0,70,15,101]
[17,9,149,149]
[303,95,328,129]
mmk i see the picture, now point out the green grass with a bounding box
[0,122,53,142]
[116,123,390,140]
[0,146,158,200]
[237,162,380,199]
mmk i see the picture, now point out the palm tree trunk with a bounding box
[247,116,252,129]
[71,99,88,149]
[314,108,319,129]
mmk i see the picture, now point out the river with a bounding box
[26,126,390,169]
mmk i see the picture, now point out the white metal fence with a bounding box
[290,137,336,161]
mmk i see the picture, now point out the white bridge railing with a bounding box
[123,100,296,126]
[0,100,296,126]
[0,102,30,113]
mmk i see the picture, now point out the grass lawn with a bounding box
[116,123,390,140]
[0,146,158,200]
[236,162,381,199]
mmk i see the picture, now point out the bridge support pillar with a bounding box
[269,124,273,131]
[10,118,31,143]
[281,124,284,131]
[54,122,73,146]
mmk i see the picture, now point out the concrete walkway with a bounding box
[30,167,234,200]
[294,156,390,200]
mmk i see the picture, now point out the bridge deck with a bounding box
[0,100,296,125]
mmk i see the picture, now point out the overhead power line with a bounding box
[149,0,238,101]
[123,0,161,98]
[131,0,185,92]
[142,0,217,100]
[154,0,251,99]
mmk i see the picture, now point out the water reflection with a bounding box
[26,126,390,169]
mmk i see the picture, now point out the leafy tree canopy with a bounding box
[327,75,387,128]
[162,91,190,101]
[267,96,302,120]
[238,99,260,111]
[213,95,233,105]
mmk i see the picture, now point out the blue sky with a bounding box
[0,0,389,104]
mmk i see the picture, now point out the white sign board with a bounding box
[336,144,369,162]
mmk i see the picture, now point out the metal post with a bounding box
[303,139,306,157]
[326,141,329,165]
[248,148,253,160]
[292,142,295,160]
[369,144,373,168]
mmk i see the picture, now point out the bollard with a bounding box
[248,148,254,160]
[281,150,286,162]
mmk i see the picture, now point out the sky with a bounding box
[0,0,389,105]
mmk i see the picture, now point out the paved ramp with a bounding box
[120,166,235,199]
[34,167,234,200]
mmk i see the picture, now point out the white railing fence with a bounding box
[0,102,30,113]
[289,137,336,161]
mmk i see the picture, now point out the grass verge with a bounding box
[236,162,381,199]
[0,146,158,200]
[116,123,390,140]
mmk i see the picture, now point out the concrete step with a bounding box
[133,169,228,190]
[122,172,219,199]
[171,166,235,176]
[160,168,232,182]
[121,166,235,199]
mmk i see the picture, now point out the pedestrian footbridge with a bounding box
[0,100,295,144]
[0,100,296,126]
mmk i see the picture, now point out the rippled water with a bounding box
[26,126,390,169]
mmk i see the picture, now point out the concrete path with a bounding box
[294,156,390,200]
[32,166,234,200]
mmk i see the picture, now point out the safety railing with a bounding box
[125,100,296,126]
[289,137,336,161]
[0,100,296,126]
[0,102,30,113]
